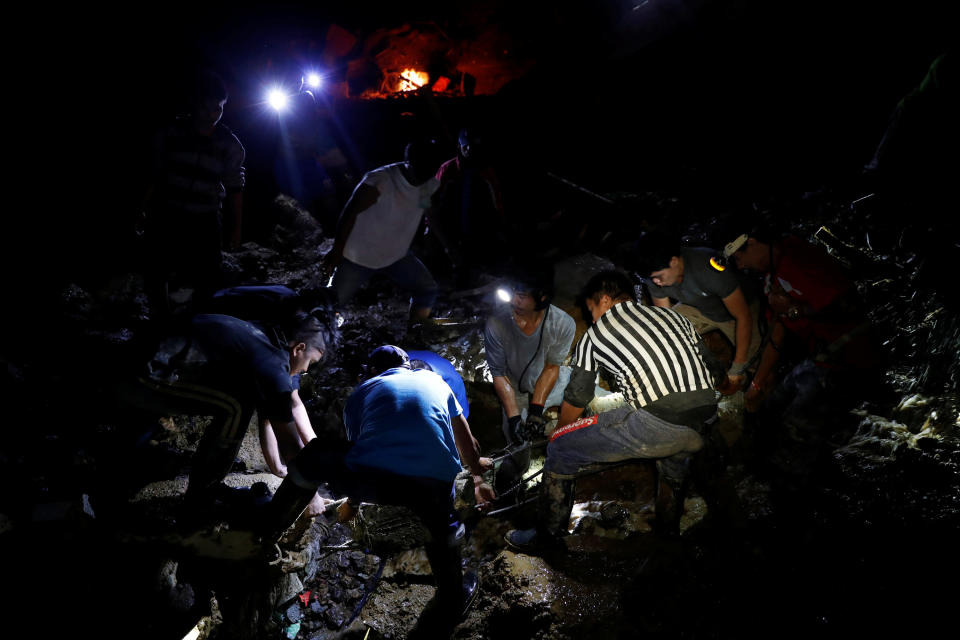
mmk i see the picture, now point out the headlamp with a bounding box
[496,287,513,303]
[305,72,323,89]
[723,234,748,259]
[266,88,290,112]
[709,233,746,269]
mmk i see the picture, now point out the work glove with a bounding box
[507,414,524,444]
[519,404,546,441]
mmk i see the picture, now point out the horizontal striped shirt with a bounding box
[152,119,246,218]
[573,300,713,408]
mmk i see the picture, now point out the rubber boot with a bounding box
[505,472,574,553]
[654,458,690,537]
[425,525,467,614]
[540,472,576,539]
[689,426,747,533]
[420,522,479,637]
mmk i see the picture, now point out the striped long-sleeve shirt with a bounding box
[152,119,246,219]
[573,300,713,409]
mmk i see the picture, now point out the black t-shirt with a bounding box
[646,247,754,322]
[190,314,297,423]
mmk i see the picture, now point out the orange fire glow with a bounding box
[398,68,429,91]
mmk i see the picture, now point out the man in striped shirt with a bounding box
[507,270,723,549]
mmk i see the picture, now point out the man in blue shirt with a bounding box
[262,345,495,623]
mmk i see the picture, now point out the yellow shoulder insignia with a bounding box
[709,257,726,271]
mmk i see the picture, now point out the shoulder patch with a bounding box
[709,257,726,272]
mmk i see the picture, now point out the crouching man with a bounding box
[130,311,330,522]
[506,270,724,551]
[261,345,495,624]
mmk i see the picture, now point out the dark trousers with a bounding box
[124,375,254,500]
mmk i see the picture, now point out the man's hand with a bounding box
[473,475,497,511]
[304,493,328,517]
[520,413,546,441]
[717,374,745,396]
[477,457,495,473]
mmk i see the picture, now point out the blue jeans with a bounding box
[332,252,438,311]
[545,405,704,483]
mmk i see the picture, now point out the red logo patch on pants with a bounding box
[550,414,599,442]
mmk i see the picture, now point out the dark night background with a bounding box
[31,0,952,296]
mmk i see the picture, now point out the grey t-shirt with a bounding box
[484,304,576,394]
[646,247,754,322]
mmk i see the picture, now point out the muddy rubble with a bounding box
[3,191,959,639]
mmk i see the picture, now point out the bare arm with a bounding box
[721,287,753,383]
[451,414,486,475]
[290,389,317,446]
[258,418,288,477]
[451,414,496,508]
[746,321,785,410]
[529,363,560,407]
[493,375,521,420]
[652,296,673,309]
[557,400,585,429]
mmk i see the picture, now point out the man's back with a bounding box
[189,313,297,423]
[407,350,470,419]
[344,367,463,482]
[575,300,714,408]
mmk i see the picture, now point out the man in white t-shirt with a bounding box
[321,140,452,321]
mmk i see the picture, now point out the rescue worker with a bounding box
[260,345,495,625]
[636,232,763,393]
[506,270,726,550]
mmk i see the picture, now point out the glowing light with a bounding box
[267,88,289,111]
[306,72,323,89]
[398,68,429,92]
[496,288,512,303]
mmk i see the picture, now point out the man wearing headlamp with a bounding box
[634,231,763,395]
[483,265,576,447]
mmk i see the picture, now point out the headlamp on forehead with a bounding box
[714,233,749,268]
[496,286,513,303]
[723,234,749,259]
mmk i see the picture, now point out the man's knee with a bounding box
[684,429,705,454]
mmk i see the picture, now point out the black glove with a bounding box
[519,403,546,441]
[507,414,524,444]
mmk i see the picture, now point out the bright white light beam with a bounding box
[267,88,289,111]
